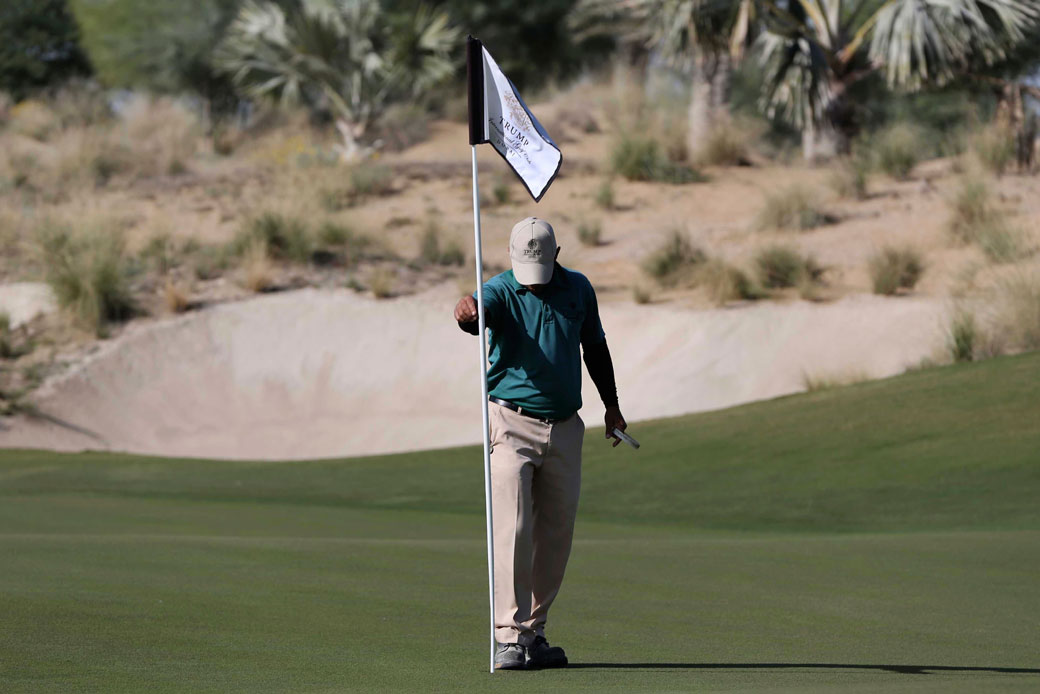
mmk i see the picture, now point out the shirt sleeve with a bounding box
[472,280,503,330]
[580,282,606,347]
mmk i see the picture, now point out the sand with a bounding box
[0,284,947,460]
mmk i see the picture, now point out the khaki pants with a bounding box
[489,401,584,646]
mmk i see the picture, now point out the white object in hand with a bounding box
[612,428,640,449]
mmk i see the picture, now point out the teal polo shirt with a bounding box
[475,264,605,419]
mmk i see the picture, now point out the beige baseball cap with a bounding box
[509,217,557,285]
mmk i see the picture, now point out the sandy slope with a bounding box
[0,284,946,460]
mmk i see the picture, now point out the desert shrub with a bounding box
[876,123,922,180]
[698,259,762,304]
[35,221,135,335]
[594,178,615,210]
[315,222,372,266]
[986,273,1040,355]
[945,175,1024,262]
[9,100,60,141]
[350,163,394,198]
[948,311,977,362]
[369,267,395,298]
[947,176,997,244]
[696,120,758,166]
[376,103,431,152]
[120,96,198,176]
[162,279,191,313]
[577,219,602,247]
[189,243,232,280]
[975,223,1025,264]
[802,370,869,392]
[830,151,871,200]
[419,224,441,265]
[972,125,1015,177]
[492,179,511,205]
[0,313,18,359]
[138,233,182,274]
[642,231,707,286]
[610,135,702,183]
[868,246,925,295]
[439,240,465,267]
[754,245,821,289]
[632,284,653,304]
[234,212,312,264]
[241,238,274,293]
[754,185,830,231]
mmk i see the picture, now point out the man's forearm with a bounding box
[582,340,618,408]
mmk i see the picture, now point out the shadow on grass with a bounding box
[567,663,1040,676]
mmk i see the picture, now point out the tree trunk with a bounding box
[803,78,853,164]
[687,47,715,161]
[687,49,734,161]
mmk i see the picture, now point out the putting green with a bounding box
[1,354,1039,692]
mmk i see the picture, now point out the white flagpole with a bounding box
[470,145,496,674]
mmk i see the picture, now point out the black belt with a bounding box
[489,396,569,424]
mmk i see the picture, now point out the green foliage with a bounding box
[642,231,707,286]
[0,0,91,100]
[35,221,135,335]
[69,0,240,110]
[214,0,457,156]
[754,185,830,231]
[869,246,925,295]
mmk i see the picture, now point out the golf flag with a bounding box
[467,36,562,202]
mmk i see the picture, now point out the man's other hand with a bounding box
[604,406,627,447]
[454,295,478,323]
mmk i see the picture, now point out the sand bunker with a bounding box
[0,285,947,460]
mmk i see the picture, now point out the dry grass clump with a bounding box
[369,267,396,298]
[34,220,135,336]
[946,175,1025,263]
[868,246,925,295]
[418,222,465,267]
[316,222,371,266]
[642,231,708,286]
[350,163,394,197]
[695,119,759,167]
[610,135,703,184]
[8,100,61,141]
[754,185,831,231]
[120,96,199,176]
[947,310,978,362]
[577,219,602,247]
[983,273,1040,356]
[754,245,823,290]
[698,259,763,304]
[233,212,313,264]
[830,151,871,200]
[241,238,275,293]
[594,178,615,210]
[875,123,922,180]
[971,125,1016,177]
[162,279,192,313]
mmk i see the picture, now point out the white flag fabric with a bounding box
[468,38,562,202]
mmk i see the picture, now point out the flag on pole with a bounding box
[467,36,562,202]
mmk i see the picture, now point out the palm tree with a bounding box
[214,0,456,160]
[571,0,755,160]
[754,0,1040,161]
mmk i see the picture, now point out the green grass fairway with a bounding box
[2,354,1039,693]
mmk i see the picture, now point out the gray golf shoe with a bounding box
[527,635,567,668]
[494,642,527,670]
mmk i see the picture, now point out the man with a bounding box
[453,216,627,670]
